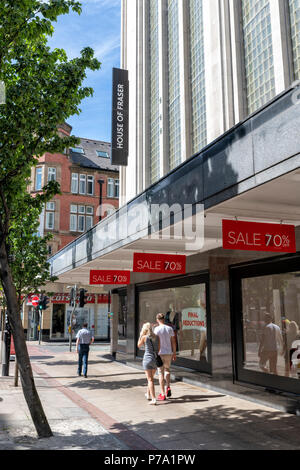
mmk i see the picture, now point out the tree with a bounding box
[0,1,100,438]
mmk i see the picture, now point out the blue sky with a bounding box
[47,0,121,142]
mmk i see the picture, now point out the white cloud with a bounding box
[93,37,120,62]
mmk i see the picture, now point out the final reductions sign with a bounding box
[111,68,129,166]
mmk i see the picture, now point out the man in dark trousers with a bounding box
[75,322,94,378]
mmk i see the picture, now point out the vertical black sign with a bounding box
[111,68,129,166]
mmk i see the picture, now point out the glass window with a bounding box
[70,147,84,154]
[78,214,85,232]
[139,283,208,363]
[107,178,115,198]
[71,173,78,194]
[242,0,276,114]
[115,179,119,198]
[87,175,94,195]
[70,213,77,231]
[35,167,42,190]
[45,211,54,230]
[97,150,109,158]
[70,204,77,213]
[86,215,93,231]
[241,271,300,379]
[47,167,56,182]
[78,205,85,214]
[149,0,160,184]
[86,206,94,215]
[46,201,55,211]
[189,0,207,154]
[79,174,86,195]
[289,0,300,80]
[168,0,182,170]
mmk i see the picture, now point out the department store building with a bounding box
[49,0,300,412]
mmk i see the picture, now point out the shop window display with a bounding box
[139,283,207,363]
[242,271,300,379]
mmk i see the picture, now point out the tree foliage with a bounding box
[0,0,101,438]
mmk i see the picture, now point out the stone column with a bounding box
[110,293,119,359]
[209,255,233,380]
[126,284,136,360]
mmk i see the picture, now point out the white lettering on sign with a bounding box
[228,231,262,247]
[137,259,162,271]
[116,84,124,150]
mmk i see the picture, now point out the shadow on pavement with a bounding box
[70,377,148,390]
[117,404,300,450]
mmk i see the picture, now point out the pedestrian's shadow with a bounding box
[160,394,225,404]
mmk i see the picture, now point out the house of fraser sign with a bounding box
[111,68,129,166]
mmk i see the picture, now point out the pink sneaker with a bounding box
[157,393,166,401]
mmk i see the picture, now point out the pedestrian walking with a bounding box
[154,313,177,401]
[258,313,284,375]
[76,322,94,378]
[138,322,159,405]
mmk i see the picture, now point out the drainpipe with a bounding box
[98,179,104,222]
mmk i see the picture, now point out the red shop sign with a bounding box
[222,220,296,253]
[97,294,109,304]
[133,252,186,274]
[90,270,131,285]
[51,293,96,304]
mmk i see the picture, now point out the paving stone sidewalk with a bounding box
[1,342,300,451]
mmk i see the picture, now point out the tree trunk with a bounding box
[0,241,53,438]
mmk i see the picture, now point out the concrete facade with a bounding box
[120,0,300,204]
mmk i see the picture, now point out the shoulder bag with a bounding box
[150,338,163,368]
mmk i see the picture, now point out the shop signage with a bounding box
[97,294,110,304]
[181,307,206,331]
[222,220,296,253]
[111,67,129,166]
[90,270,131,285]
[133,253,186,274]
[51,293,96,304]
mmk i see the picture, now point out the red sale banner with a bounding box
[222,220,296,253]
[90,270,131,285]
[133,253,186,274]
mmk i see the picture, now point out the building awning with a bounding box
[49,86,300,286]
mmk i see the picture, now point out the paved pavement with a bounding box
[1,341,300,451]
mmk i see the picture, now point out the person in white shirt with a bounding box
[258,313,284,375]
[76,323,94,378]
[153,313,177,401]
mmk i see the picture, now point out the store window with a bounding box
[242,271,300,379]
[232,256,300,394]
[52,304,65,339]
[138,276,211,371]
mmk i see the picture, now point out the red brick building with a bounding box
[29,123,119,255]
